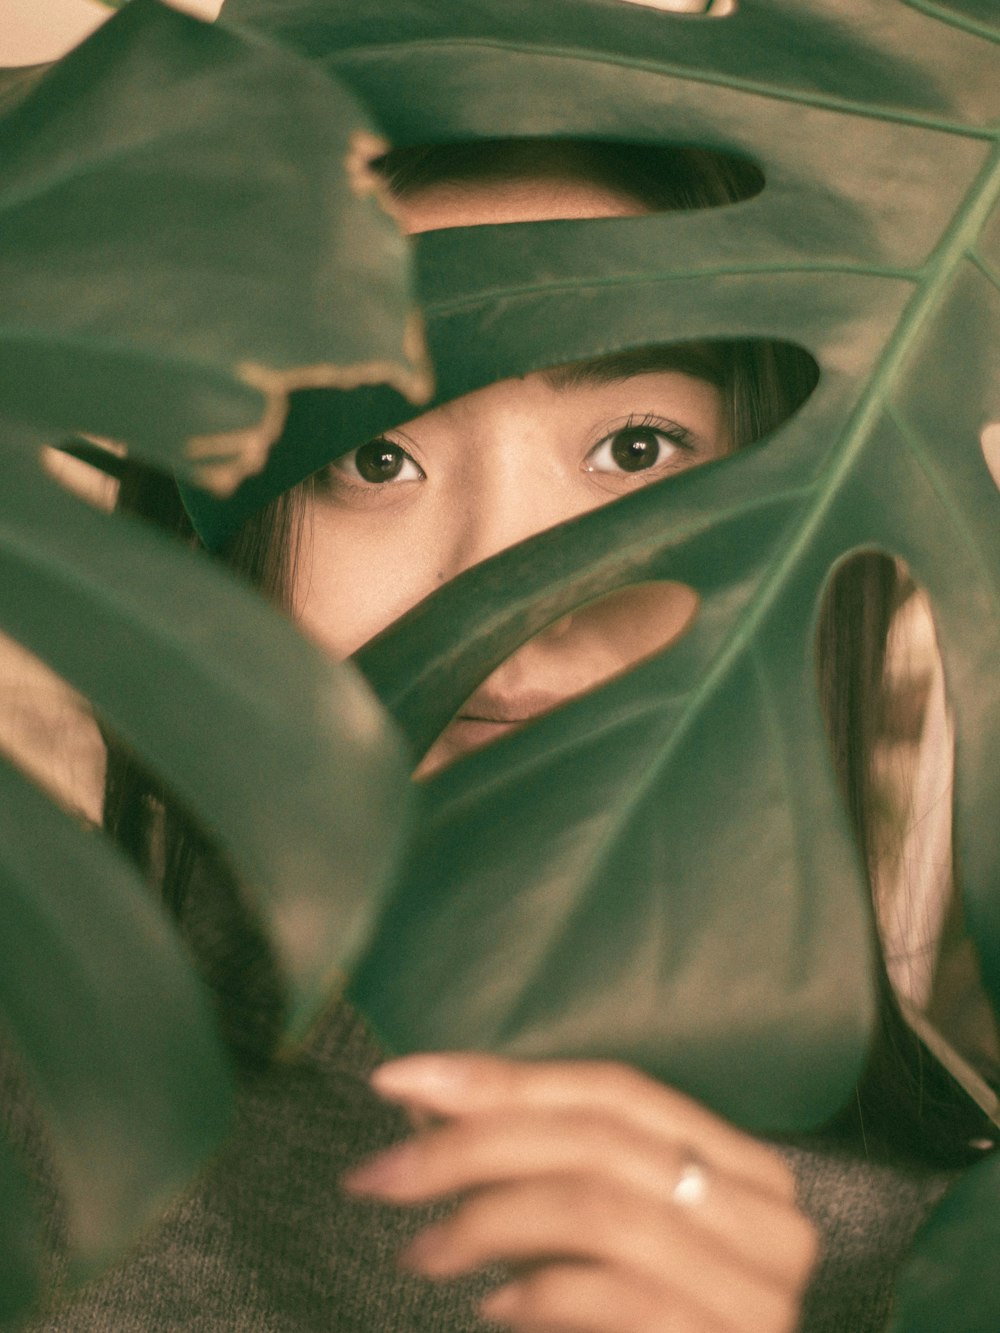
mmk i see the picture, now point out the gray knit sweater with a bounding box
[2,993,957,1333]
[1,864,962,1332]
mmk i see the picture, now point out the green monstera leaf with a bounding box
[0,0,428,497]
[0,0,422,1312]
[0,720,232,1283]
[887,1150,1000,1333]
[213,0,1000,1132]
[218,0,1000,1320]
[5,0,1000,1322]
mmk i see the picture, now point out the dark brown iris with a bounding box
[609,426,661,472]
[355,437,406,482]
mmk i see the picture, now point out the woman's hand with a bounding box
[343,1053,818,1333]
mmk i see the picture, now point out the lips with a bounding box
[415,689,568,779]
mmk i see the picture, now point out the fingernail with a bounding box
[372,1056,471,1098]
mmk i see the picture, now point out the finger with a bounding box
[401,1174,808,1330]
[370,1055,795,1202]
[344,1109,817,1286]
[481,1263,731,1333]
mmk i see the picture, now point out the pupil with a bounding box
[356,438,404,483]
[610,427,659,473]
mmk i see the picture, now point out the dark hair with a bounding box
[103,141,993,1157]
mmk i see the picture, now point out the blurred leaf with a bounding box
[0,448,414,1317]
[0,744,232,1281]
[0,1134,43,1323]
[0,428,412,1046]
[0,0,423,1048]
[0,0,428,501]
[211,0,1000,1134]
[0,67,48,117]
[888,1152,1000,1332]
[0,0,422,1308]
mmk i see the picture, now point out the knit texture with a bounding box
[2,996,960,1333]
[8,1000,492,1332]
[1,860,961,1330]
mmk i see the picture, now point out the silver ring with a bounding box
[671,1154,709,1207]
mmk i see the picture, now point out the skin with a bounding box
[344,1055,817,1333]
[299,172,818,1330]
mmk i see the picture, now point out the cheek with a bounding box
[293,506,438,660]
[582,582,699,660]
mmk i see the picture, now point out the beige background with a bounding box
[1,0,224,66]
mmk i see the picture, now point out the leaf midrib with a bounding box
[536,133,1000,895]
[387,479,814,725]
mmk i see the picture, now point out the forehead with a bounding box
[386,358,727,453]
[182,149,740,546]
[396,173,653,234]
[397,345,726,422]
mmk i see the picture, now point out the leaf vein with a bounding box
[424,263,917,319]
[901,0,1000,45]
[340,38,996,137]
[969,248,1000,292]
[585,138,1000,839]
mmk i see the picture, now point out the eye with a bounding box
[335,437,424,485]
[583,419,694,476]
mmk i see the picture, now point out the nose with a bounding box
[438,458,589,583]
[425,406,699,697]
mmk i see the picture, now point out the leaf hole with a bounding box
[415,581,699,778]
[0,630,106,824]
[979,421,1000,492]
[615,0,737,14]
[815,554,999,1078]
[42,437,123,512]
[374,137,763,221]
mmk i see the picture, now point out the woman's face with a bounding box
[294,173,729,776]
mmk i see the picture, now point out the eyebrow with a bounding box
[541,344,726,392]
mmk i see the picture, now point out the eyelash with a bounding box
[319,437,424,492]
[320,412,698,494]
[582,414,697,477]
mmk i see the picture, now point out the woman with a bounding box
[86,139,991,1333]
[310,150,814,1331]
